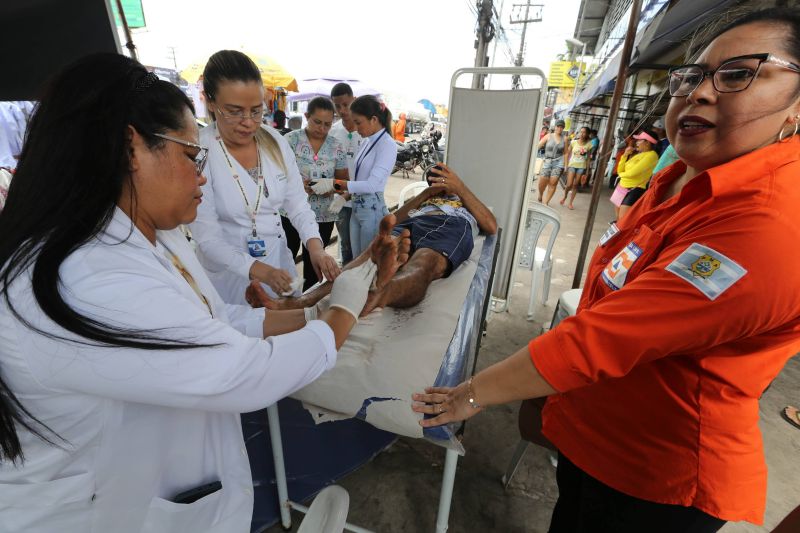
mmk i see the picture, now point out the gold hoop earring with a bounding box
[778,121,799,143]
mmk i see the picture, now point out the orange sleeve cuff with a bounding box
[528,328,594,393]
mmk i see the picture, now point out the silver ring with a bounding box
[436,404,443,413]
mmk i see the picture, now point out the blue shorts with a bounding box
[392,215,474,276]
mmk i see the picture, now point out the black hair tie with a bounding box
[134,72,160,92]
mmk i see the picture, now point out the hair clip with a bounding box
[134,72,160,92]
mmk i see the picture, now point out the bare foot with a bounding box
[244,280,305,310]
[568,204,575,210]
[559,198,566,206]
[361,287,390,317]
[370,214,410,292]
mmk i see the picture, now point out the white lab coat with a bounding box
[190,123,320,304]
[0,208,336,533]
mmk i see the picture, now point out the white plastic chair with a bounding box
[398,181,429,206]
[297,485,350,533]
[516,204,561,320]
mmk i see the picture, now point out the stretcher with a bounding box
[261,65,545,533]
[265,233,499,532]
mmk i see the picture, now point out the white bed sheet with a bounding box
[292,236,485,438]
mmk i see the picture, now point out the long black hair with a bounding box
[0,53,197,463]
[350,95,393,136]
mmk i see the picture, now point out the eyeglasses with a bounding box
[214,105,264,123]
[668,53,800,97]
[153,133,209,175]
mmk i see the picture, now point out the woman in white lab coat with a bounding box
[0,53,392,533]
[189,50,340,304]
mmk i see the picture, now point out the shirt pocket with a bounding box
[141,484,226,533]
[0,471,95,532]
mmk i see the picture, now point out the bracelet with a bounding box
[467,376,482,409]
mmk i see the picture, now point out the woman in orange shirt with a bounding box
[412,7,800,532]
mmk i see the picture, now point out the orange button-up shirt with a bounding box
[529,137,800,524]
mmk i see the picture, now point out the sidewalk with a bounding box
[276,177,800,533]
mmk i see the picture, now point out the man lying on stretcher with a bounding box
[246,164,497,316]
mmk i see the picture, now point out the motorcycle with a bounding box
[392,138,439,178]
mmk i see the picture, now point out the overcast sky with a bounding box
[130,0,582,105]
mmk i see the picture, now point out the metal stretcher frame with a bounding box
[265,232,500,532]
[443,67,547,312]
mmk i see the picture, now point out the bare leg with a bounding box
[246,214,410,311]
[361,248,449,315]
[560,170,575,205]
[543,174,559,206]
[536,174,547,202]
[568,171,582,209]
[617,204,629,221]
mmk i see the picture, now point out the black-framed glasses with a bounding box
[668,53,800,97]
[153,133,209,175]
[214,105,264,123]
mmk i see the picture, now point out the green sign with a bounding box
[110,0,146,29]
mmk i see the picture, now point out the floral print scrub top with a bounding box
[284,129,347,223]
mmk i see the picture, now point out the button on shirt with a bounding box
[348,128,397,195]
[529,137,800,524]
[0,208,336,532]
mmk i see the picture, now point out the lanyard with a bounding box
[217,134,263,237]
[355,129,386,180]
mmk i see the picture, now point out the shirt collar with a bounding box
[650,137,800,200]
[706,136,800,196]
[367,128,386,141]
[102,207,158,252]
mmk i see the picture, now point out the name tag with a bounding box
[276,173,287,182]
[602,241,643,290]
[599,222,620,246]
[665,243,747,300]
[247,237,267,257]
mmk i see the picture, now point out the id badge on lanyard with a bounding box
[217,135,267,257]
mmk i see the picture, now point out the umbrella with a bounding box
[180,52,298,92]
[287,77,380,102]
[418,99,437,115]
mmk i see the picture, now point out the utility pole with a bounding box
[572,0,642,288]
[472,0,495,89]
[509,2,542,89]
[167,47,178,71]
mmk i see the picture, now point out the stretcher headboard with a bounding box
[444,68,546,303]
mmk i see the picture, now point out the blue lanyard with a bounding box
[355,130,386,180]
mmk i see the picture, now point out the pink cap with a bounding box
[633,131,657,145]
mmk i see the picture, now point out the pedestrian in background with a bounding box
[612,128,659,220]
[561,126,592,210]
[284,96,349,290]
[328,95,396,257]
[394,112,407,142]
[536,119,567,206]
[329,82,361,265]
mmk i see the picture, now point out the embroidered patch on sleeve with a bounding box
[665,243,747,300]
[601,241,643,290]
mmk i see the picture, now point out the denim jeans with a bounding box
[350,193,388,258]
[336,206,353,265]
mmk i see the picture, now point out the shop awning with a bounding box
[568,0,736,112]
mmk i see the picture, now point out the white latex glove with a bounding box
[281,276,304,297]
[310,178,335,195]
[328,260,377,321]
[328,193,346,214]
